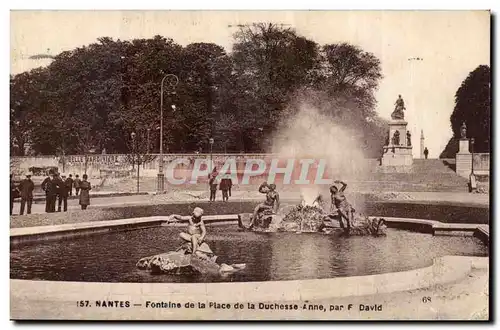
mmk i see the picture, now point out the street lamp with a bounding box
[471,138,475,175]
[146,128,151,154]
[209,137,214,173]
[158,73,179,194]
[408,57,424,157]
[131,132,139,193]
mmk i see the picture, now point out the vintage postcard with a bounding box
[9,10,490,321]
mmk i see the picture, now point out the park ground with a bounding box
[11,158,489,215]
[10,159,490,321]
[11,188,489,216]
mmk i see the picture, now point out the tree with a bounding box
[175,43,231,152]
[440,65,490,158]
[228,23,322,150]
[10,31,386,156]
[124,130,157,170]
[320,43,383,119]
[10,71,47,155]
[111,36,184,152]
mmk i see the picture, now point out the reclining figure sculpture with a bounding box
[137,207,246,275]
[136,240,246,276]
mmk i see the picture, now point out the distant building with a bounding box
[420,130,425,159]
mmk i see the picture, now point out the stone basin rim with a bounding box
[10,215,490,241]
[10,256,488,304]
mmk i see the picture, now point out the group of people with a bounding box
[9,170,92,215]
[41,171,91,212]
[208,168,233,202]
[10,173,34,216]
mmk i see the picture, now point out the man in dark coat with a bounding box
[74,174,81,196]
[57,173,70,212]
[208,168,218,202]
[10,174,19,215]
[18,172,35,215]
[41,171,58,213]
[66,174,74,196]
[424,147,429,159]
[219,174,232,202]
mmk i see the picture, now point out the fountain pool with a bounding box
[10,223,487,283]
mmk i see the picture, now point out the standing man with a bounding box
[219,174,231,202]
[74,174,81,196]
[227,174,233,197]
[10,174,19,215]
[57,173,70,212]
[209,172,218,202]
[18,172,35,215]
[41,170,57,213]
[66,174,74,196]
[424,147,429,160]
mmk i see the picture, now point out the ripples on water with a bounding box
[10,224,487,283]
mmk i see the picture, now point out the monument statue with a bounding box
[460,122,467,139]
[392,130,400,145]
[406,131,412,146]
[391,95,406,120]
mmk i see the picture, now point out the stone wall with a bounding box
[456,152,490,178]
[10,154,269,179]
[473,153,490,175]
[12,152,490,181]
[11,153,357,180]
[456,153,472,178]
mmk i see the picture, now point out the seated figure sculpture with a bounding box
[247,182,280,229]
[170,207,206,255]
[136,207,246,275]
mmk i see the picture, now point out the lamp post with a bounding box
[471,138,475,175]
[158,74,179,194]
[147,128,151,154]
[209,137,214,173]
[131,132,139,193]
[407,57,423,157]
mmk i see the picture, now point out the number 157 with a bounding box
[77,300,90,307]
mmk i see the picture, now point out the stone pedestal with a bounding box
[458,139,470,154]
[381,120,413,167]
[456,139,471,178]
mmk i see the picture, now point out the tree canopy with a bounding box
[11,24,386,157]
[440,65,491,158]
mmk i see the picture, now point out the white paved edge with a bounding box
[379,216,489,238]
[10,215,239,237]
[10,256,488,308]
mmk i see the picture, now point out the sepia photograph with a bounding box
[9,9,491,321]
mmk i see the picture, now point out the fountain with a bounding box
[238,197,387,236]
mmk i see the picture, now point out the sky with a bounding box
[10,10,491,158]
